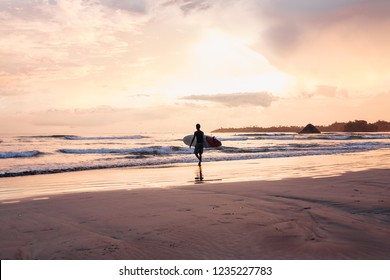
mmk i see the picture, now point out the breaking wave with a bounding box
[0,151,44,159]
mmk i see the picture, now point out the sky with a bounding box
[1,0,390,134]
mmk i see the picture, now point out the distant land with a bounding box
[212,120,390,133]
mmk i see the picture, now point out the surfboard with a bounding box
[183,134,222,148]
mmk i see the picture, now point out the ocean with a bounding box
[1,132,390,178]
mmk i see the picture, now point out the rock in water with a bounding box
[299,124,321,134]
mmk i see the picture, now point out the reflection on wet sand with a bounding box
[195,166,204,183]
[194,165,222,184]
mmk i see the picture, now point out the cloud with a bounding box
[181,92,278,107]
[2,91,389,134]
[299,85,349,99]
[262,22,302,54]
[0,0,148,82]
[100,0,148,13]
[1,0,389,135]
[161,0,212,14]
[24,106,135,129]
[0,88,27,97]
[26,104,186,127]
[254,0,390,89]
[313,86,348,98]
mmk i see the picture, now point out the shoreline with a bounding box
[1,149,390,202]
[0,167,389,259]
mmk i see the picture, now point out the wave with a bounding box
[237,133,293,137]
[2,131,390,178]
[234,133,295,140]
[234,132,390,141]
[219,137,248,141]
[2,146,390,177]
[357,134,390,140]
[19,135,147,141]
[0,151,43,159]
[64,135,147,140]
[0,157,192,178]
[58,146,190,155]
[22,135,78,139]
[57,139,390,157]
[0,165,132,177]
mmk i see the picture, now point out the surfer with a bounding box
[190,123,204,166]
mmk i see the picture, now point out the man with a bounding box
[190,123,204,166]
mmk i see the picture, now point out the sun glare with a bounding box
[188,30,293,95]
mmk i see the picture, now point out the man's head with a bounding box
[196,123,201,130]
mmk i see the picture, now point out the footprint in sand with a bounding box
[177,208,192,212]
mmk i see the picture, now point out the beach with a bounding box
[0,152,389,260]
[2,0,390,268]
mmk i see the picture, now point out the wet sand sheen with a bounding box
[1,149,390,202]
[0,168,389,259]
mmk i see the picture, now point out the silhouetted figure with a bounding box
[190,123,204,166]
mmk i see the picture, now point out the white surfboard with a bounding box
[183,134,222,148]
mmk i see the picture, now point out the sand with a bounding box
[0,168,389,260]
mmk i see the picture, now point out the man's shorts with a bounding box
[194,143,204,155]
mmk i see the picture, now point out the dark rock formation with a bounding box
[299,123,321,134]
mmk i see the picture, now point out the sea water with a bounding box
[1,132,390,177]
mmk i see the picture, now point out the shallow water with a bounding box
[1,148,389,202]
[1,132,390,177]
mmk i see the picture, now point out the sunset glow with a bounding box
[1,0,389,134]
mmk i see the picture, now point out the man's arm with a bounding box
[189,133,196,148]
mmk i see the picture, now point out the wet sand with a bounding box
[0,168,389,259]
